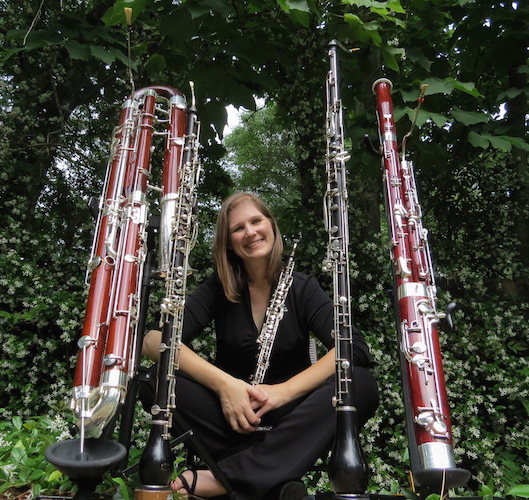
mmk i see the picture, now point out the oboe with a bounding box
[251,243,297,385]
[324,40,369,497]
[249,244,296,433]
[372,78,470,492]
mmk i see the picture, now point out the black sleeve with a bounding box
[300,274,373,368]
[181,276,222,344]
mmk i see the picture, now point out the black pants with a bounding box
[139,366,378,500]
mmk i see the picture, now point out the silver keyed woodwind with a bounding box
[251,243,297,385]
[137,85,201,495]
[45,85,201,495]
[324,40,369,497]
[372,78,470,492]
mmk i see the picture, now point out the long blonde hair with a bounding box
[213,192,284,302]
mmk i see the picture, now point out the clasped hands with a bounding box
[217,377,291,434]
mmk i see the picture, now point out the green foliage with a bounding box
[0,0,528,497]
[0,413,75,496]
[0,411,154,497]
[223,104,302,242]
[0,190,87,415]
[507,485,529,498]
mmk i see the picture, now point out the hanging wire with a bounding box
[23,0,45,45]
[124,8,136,96]
[401,83,428,159]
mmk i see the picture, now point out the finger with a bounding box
[229,415,244,433]
[254,403,271,419]
[247,385,268,402]
[245,406,262,426]
[234,417,254,434]
[250,399,264,411]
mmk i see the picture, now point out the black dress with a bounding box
[142,272,378,499]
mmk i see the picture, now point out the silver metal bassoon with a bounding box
[372,78,470,492]
[324,40,370,497]
[45,85,201,496]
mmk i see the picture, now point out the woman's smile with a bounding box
[228,202,275,264]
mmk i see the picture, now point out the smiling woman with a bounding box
[139,192,379,499]
[212,193,285,304]
[228,202,275,268]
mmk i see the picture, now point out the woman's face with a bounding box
[228,201,275,265]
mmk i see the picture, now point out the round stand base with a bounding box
[45,438,127,480]
[414,467,471,491]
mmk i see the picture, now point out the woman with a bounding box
[142,192,378,499]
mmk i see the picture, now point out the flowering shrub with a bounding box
[0,413,74,496]
[0,191,89,418]
[1,142,528,498]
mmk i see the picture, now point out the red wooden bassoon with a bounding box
[372,78,470,493]
[46,85,201,495]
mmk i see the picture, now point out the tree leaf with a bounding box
[468,131,490,149]
[406,47,433,71]
[498,87,522,101]
[64,40,90,61]
[383,48,400,71]
[501,136,529,152]
[393,105,411,122]
[145,53,166,73]
[406,108,427,127]
[426,111,449,128]
[48,470,63,482]
[506,485,529,498]
[387,0,406,14]
[286,0,311,13]
[451,107,489,125]
[102,0,149,26]
[344,13,363,26]
[12,416,23,431]
[288,9,311,26]
[188,0,231,19]
[468,132,513,152]
[450,78,480,97]
[89,45,116,64]
[400,87,421,102]
[488,135,512,152]
[422,77,455,96]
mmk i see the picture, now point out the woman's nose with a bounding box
[245,224,256,236]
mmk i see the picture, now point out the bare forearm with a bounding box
[254,348,336,418]
[142,329,162,361]
[143,330,232,390]
[281,347,335,401]
[177,343,233,392]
